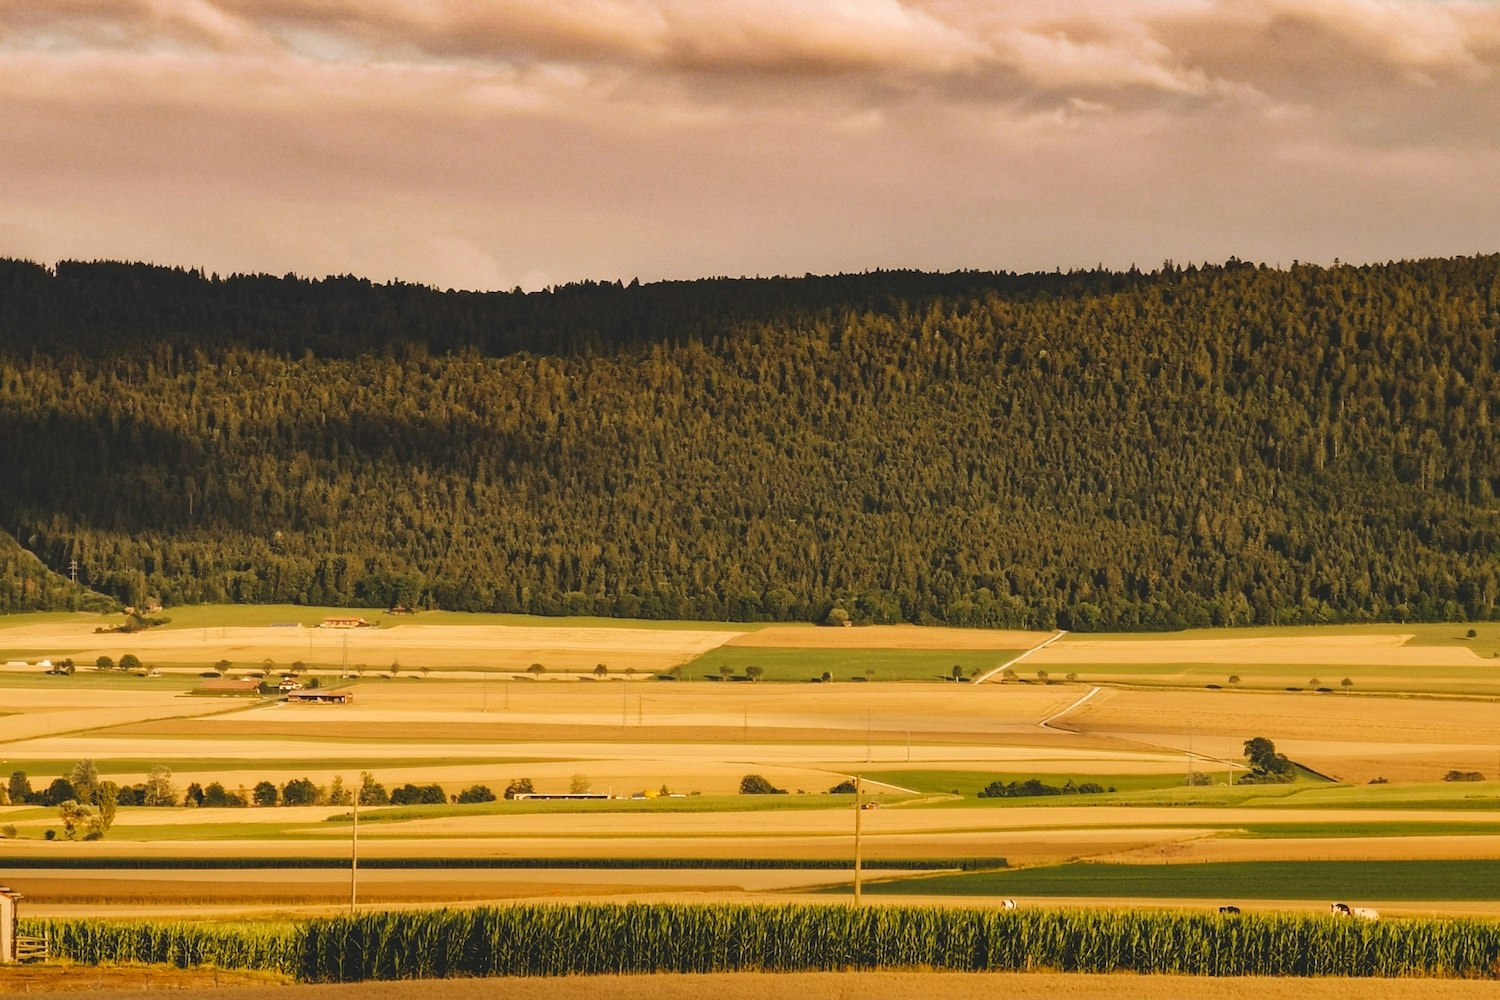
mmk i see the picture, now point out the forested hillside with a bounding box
[1,256,1495,629]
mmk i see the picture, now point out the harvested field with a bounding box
[9,971,1500,1000]
[1038,631,1484,669]
[727,625,1046,649]
[0,688,245,741]
[84,681,1091,747]
[0,618,743,674]
[3,866,862,908]
[1060,687,1500,782]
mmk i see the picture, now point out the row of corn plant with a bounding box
[292,905,1500,982]
[24,918,299,975]
[31,905,1500,982]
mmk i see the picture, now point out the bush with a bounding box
[42,778,77,806]
[977,778,1111,799]
[1443,770,1485,782]
[456,785,496,804]
[827,780,857,794]
[358,772,388,806]
[739,774,786,795]
[390,783,446,806]
[502,778,535,799]
[282,778,320,806]
[202,782,247,808]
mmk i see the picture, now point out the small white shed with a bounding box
[0,885,18,964]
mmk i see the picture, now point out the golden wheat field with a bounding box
[3,613,1500,916]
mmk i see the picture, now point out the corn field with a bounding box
[28,905,1500,982]
[31,919,299,975]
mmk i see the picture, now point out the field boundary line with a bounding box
[973,630,1067,685]
[1038,685,1102,731]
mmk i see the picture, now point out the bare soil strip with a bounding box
[5,970,1500,1000]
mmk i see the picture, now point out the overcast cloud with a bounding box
[2,0,1498,289]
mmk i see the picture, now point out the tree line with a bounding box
[0,256,1495,630]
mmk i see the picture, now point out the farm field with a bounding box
[3,612,1500,917]
[856,860,1500,902]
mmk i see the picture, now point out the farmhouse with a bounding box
[196,677,263,696]
[286,690,355,704]
[318,616,373,629]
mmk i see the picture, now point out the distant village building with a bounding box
[286,690,355,704]
[318,616,373,629]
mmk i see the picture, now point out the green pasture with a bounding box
[861,768,1189,801]
[0,671,201,691]
[854,859,1500,901]
[682,646,1023,683]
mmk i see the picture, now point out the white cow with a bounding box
[999,898,1018,910]
[1330,903,1379,921]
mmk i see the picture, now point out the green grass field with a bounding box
[0,671,201,691]
[861,768,1189,801]
[682,646,1024,683]
[855,859,1500,901]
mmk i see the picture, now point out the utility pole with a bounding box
[68,559,78,585]
[853,775,863,905]
[350,793,359,914]
[1187,720,1195,782]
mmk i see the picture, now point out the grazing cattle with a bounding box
[999,898,1018,910]
[1353,907,1380,921]
[1330,902,1351,916]
[1218,906,1241,915]
[1331,903,1378,920]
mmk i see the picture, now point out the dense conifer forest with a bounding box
[0,255,1495,629]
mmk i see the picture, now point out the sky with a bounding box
[2,0,1500,291]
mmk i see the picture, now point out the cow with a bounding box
[999,898,1018,910]
[1330,903,1379,920]
[1218,906,1241,915]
